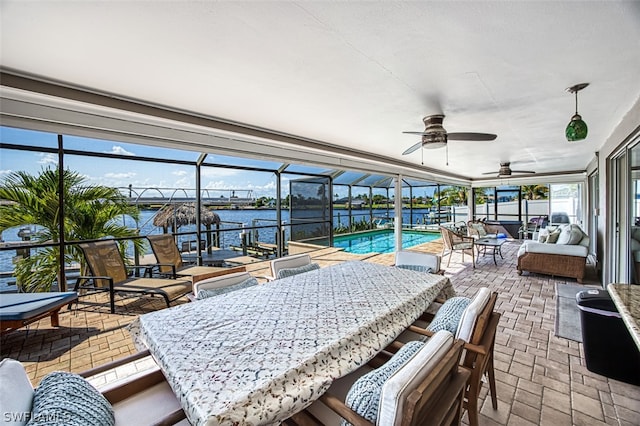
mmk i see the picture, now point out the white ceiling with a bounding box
[1,1,640,181]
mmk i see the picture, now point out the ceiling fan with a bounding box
[402,114,497,155]
[483,162,536,178]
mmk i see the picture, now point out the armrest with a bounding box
[255,274,276,282]
[319,393,372,426]
[79,350,152,378]
[75,275,114,289]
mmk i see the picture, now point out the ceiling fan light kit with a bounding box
[401,114,497,155]
[482,162,535,177]
[565,82,589,142]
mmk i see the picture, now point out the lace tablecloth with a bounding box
[129,261,454,425]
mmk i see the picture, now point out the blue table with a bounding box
[0,291,78,334]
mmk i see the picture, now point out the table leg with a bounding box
[50,309,61,327]
[492,247,498,265]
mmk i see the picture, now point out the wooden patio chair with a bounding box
[0,350,188,426]
[75,240,192,313]
[285,330,469,426]
[191,271,255,300]
[80,350,188,425]
[439,225,475,268]
[394,250,444,275]
[393,289,500,426]
[264,253,315,281]
[147,234,244,282]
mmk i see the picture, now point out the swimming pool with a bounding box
[333,230,440,254]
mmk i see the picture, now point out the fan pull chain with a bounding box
[446,144,449,166]
[421,146,424,165]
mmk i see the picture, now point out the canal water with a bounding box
[1,208,443,291]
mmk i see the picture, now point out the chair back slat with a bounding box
[148,234,183,273]
[439,226,454,250]
[79,241,128,285]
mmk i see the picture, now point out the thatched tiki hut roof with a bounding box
[153,203,221,231]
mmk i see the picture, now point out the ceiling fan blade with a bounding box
[448,132,497,141]
[511,170,536,174]
[402,141,423,155]
[481,171,499,175]
[402,131,429,135]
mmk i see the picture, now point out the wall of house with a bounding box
[596,95,640,284]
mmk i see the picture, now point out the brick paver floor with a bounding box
[1,238,639,425]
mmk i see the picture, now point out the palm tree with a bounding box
[438,186,469,206]
[521,184,549,200]
[0,167,142,292]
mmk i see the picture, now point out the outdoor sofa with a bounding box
[517,224,590,283]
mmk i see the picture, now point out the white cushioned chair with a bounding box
[0,352,188,426]
[285,330,469,426]
[394,287,499,426]
[394,251,443,275]
[191,271,255,300]
[265,253,313,281]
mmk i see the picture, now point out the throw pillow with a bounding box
[427,297,472,334]
[197,277,259,299]
[396,264,433,273]
[0,359,34,426]
[556,224,573,244]
[546,229,561,244]
[538,234,548,243]
[343,341,424,425]
[275,262,320,279]
[566,225,585,245]
[27,371,114,426]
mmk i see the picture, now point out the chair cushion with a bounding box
[471,223,487,237]
[275,262,320,279]
[343,341,424,424]
[396,264,432,273]
[197,277,258,299]
[27,371,114,426]
[427,297,471,334]
[456,287,491,342]
[0,359,34,426]
[378,331,454,426]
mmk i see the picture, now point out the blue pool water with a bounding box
[334,230,440,254]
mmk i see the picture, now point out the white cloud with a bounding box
[107,146,136,156]
[201,168,239,178]
[0,169,12,176]
[104,172,137,179]
[172,170,189,177]
[37,153,58,165]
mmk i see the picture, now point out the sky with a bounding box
[0,126,289,199]
[0,126,443,200]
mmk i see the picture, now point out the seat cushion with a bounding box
[456,287,491,342]
[0,359,34,426]
[275,262,320,279]
[427,297,471,334]
[396,264,432,273]
[197,277,258,299]
[343,341,425,424]
[378,330,454,426]
[28,371,114,426]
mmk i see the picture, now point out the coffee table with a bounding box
[475,238,507,265]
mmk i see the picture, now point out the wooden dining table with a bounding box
[128,260,455,425]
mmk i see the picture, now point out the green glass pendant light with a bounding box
[565,83,589,142]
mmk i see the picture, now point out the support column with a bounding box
[394,175,403,253]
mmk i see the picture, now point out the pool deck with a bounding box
[2,238,640,425]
